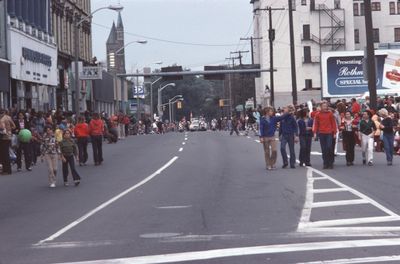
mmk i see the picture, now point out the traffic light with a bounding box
[177,101,183,109]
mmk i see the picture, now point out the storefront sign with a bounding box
[9,28,57,86]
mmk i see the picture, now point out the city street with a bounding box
[1,131,400,264]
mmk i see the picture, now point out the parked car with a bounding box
[189,119,200,131]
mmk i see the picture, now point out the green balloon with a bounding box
[18,129,32,143]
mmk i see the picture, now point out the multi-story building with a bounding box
[0,1,9,109]
[103,12,128,113]
[251,0,361,106]
[51,0,93,112]
[7,0,57,111]
[353,1,400,50]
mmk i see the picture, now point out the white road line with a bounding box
[312,188,347,194]
[184,138,188,141]
[255,140,260,143]
[247,136,251,139]
[155,205,192,209]
[300,226,400,233]
[182,142,186,145]
[298,255,400,264]
[35,156,179,246]
[300,216,400,229]
[299,169,314,226]
[309,167,399,217]
[55,238,400,264]
[311,199,369,208]
[312,177,329,181]
[179,148,183,152]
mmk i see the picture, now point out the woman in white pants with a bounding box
[359,111,376,166]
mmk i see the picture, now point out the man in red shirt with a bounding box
[351,98,361,115]
[313,102,338,169]
[74,116,90,166]
[89,113,105,166]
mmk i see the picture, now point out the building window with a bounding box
[373,28,380,43]
[353,3,359,16]
[303,24,310,40]
[301,0,306,5]
[390,2,396,14]
[305,79,313,90]
[395,28,400,42]
[334,0,340,9]
[398,2,400,14]
[360,3,365,16]
[354,29,360,44]
[304,46,311,63]
[371,2,381,11]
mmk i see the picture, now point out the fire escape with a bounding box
[309,3,345,51]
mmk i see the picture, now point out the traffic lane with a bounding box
[24,131,308,264]
[0,133,185,264]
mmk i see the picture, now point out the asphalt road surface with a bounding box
[1,131,400,264]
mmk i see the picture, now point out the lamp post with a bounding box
[74,4,123,116]
[113,40,147,117]
[158,83,175,119]
[168,95,183,122]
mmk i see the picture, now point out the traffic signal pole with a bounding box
[364,0,377,110]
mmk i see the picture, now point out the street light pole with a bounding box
[157,83,175,119]
[149,77,162,121]
[73,4,123,117]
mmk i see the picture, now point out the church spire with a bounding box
[107,21,117,44]
[117,12,123,29]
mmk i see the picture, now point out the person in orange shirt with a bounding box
[89,113,105,166]
[74,116,90,166]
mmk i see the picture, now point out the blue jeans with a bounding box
[319,133,333,167]
[299,135,312,165]
[281,134,296,166]
[382,133,394,162]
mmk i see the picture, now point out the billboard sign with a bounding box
[133,85,145,99]
[79,66,102,80]
[322,50,400,98]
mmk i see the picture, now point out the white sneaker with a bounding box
[50,183,56,188]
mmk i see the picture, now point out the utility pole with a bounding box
[254,7,284,107]
[240,37,262,65]
[364,0,377,110]
[230,50,249,66]
[288,0,298,105]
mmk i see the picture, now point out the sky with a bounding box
[91,0,254,73]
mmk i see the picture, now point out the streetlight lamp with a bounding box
[168,95,183,122]
[74,4,123,116]
[158,83,175,119]
[143,61,163,121]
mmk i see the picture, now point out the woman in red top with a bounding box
[89,113,104,166]
[74,116,90,166]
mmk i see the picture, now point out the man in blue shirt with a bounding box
[259,107,290,170]
[279,105,299,169]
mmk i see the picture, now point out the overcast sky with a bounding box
[91,0,254,72]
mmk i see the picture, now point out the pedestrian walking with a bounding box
[379,108,395,166]
[298,109,313,167]
[230,116,239,136]
[74,116,90,166]
[313,102,337,169]
[0,109,16,175]
[259,106,291,170]
[279,105,298,169]
[359,111,376,166]
[41,127,60,188]
[15,111,33,172]
[340,111,358,166]
[89,113,104,166]
[59,130,81,187]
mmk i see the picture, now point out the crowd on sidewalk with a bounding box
[0,108,133,187]
[258,96,400,171]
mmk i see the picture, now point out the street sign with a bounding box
[133,85,145,99]
[80,66,102,80]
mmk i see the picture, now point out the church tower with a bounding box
[106,12,126,74]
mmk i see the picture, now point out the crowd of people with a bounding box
[258,96,400,171]
[0,108,133,187]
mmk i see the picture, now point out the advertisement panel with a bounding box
[322,50,400,98]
